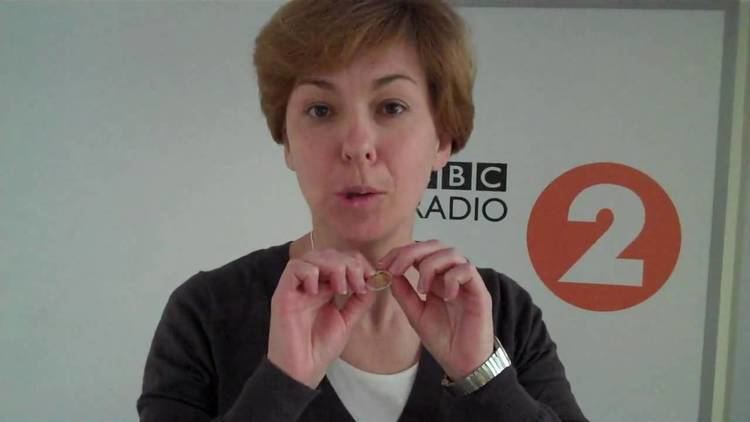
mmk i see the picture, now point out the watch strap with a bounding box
[441,337,511,396]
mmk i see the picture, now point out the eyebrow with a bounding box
[296,74,418,91]
[373,74,417,89]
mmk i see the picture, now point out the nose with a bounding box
[341,111,377,165]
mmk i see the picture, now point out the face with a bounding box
[283,41,452,244]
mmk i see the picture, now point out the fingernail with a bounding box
[417,278,425,293]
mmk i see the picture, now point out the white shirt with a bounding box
[326,358,419,422]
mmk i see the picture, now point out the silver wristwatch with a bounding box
[441,337,511,396]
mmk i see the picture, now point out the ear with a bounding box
[282,129,295,172]
[432,133,452,171]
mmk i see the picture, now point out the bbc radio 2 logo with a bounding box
[527,162,681,312]
[417,161,508,222]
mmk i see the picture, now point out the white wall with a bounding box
[0,2,302,420]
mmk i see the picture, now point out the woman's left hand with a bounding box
[379,240,495,381]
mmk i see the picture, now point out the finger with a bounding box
[273,262,335,312]
[330,263,348,295]
[345,261,367,294]
[416,248,467,294]
[280,260,320,295]
[386,240,444,276]
[339,289,376,328]
[304,283,337,308]
[348,252,374,294]
[303,251,348,294]
[423,276,450,299]
[302,267,319,295]
[377,241,430,272]
[445,264,490,309]
[389,274,425,328]
[441,263,473,301]
[377,244,402,270]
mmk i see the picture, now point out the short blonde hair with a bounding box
[253,0,475,154]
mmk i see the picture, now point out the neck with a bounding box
[308,222,414,267]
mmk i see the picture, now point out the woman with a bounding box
[138,1,587,421]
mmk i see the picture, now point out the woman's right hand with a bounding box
[267,249,376,388]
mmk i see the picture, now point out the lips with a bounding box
[335,185,385,205]
[344,192,373,200]
[337,185,384,198]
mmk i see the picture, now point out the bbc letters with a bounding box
[417,162,508,222]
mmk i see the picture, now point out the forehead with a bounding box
[296,42,426,89]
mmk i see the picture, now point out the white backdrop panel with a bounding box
[414,7,724,422]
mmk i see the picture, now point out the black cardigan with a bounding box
[137,241,588,421]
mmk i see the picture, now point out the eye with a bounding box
[380,101,407,116]
[306,104,332,119]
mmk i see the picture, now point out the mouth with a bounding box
[343,192,378,200]
[337,186,384,205]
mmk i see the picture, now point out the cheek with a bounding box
[297,158,327,188]
[389,130,438,173]
[289,144,329,197]
[390,149,434,196]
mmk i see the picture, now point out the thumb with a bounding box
[390,274,424,328]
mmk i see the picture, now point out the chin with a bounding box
[338,226,383,245]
